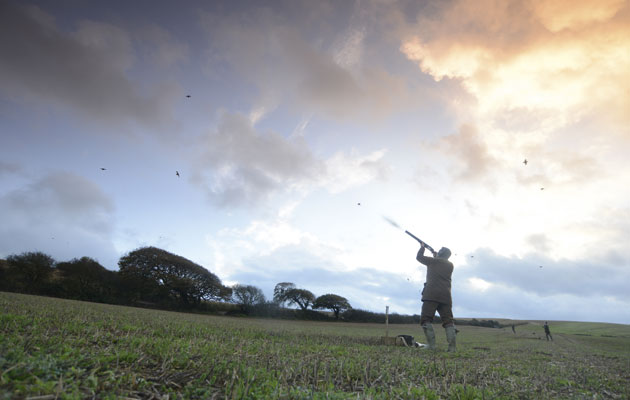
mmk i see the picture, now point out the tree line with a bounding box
[0,247,506,327]
[0,247,358,321]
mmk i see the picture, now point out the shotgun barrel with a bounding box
[405,230,436,254]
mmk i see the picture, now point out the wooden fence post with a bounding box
[385,305,389,337]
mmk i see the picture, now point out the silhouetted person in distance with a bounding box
[512,324,516,334]
[544,321,553,341]
[416,243,456,352]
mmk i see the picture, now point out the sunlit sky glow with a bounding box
[1,0,629,323]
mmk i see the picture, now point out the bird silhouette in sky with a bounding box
[523,159,528,165]
[100,167,106,171]
[357,202,361,206]
[176,171,180,177]
[540,187,545,190]
[186,95,191,98]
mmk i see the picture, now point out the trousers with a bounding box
[420,300,454,327]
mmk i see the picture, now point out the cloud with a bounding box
[320,149,390,193]
[0,161,22,177]
[200,2,411,122]
[403,0,627,215]
[434,124,498,181]
[525,233,552,254]
[230,244,423,313]
[0,172,119,268]
[400,0,630,131]
[530,0,626,32]
[424,122,606,192]
[331,25,366,69]
[453,233,630,323]
[218,238,630,323]
[191,112,320,207]
[515,151,601,188]
[203,206,630,323]
[136,24,189,68]
[0,2,177,127]
[454,281,630,323]
[192,112,389,207]
[458,248,630,301]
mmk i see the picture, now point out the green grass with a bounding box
[1,292,629,399]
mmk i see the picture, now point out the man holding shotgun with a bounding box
[411,232,456,352]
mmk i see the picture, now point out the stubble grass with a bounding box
[1,292,628,399]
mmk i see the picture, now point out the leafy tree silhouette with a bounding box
[282,288,315,312]
[232,284,266,313]
[4,251,55,294]
[313,294,352,320]
[118,246,231,309]
[273,282,296,306]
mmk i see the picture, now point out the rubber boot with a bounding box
[422,324,436,350]
[445,325,457,352]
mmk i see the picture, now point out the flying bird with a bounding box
[176,171,180,177]
[540,187,545,190]
[357,202,361,206]
[523,159,528,165]
[100,167,106,171]
[186,95,191,98]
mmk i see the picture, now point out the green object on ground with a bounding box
[422,323,436,350]
[446,325,457,352]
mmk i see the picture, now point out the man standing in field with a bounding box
[416,244,457,352]
[544,322,553,341]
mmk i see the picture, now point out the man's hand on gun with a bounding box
[405,230,437,257]
[419,242,437,257]
[417,244,432,258]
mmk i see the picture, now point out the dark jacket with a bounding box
[417,249,454,305]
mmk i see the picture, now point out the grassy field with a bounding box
[1,292,628,399]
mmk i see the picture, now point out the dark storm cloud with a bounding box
[0,1,176,126]
[192,112,321,207]
[0,172,119,268]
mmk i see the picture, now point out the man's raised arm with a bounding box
[417,244,434,266]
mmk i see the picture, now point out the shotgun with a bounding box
[405,230,436,255]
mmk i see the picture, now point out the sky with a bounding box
[1,0,629,324]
